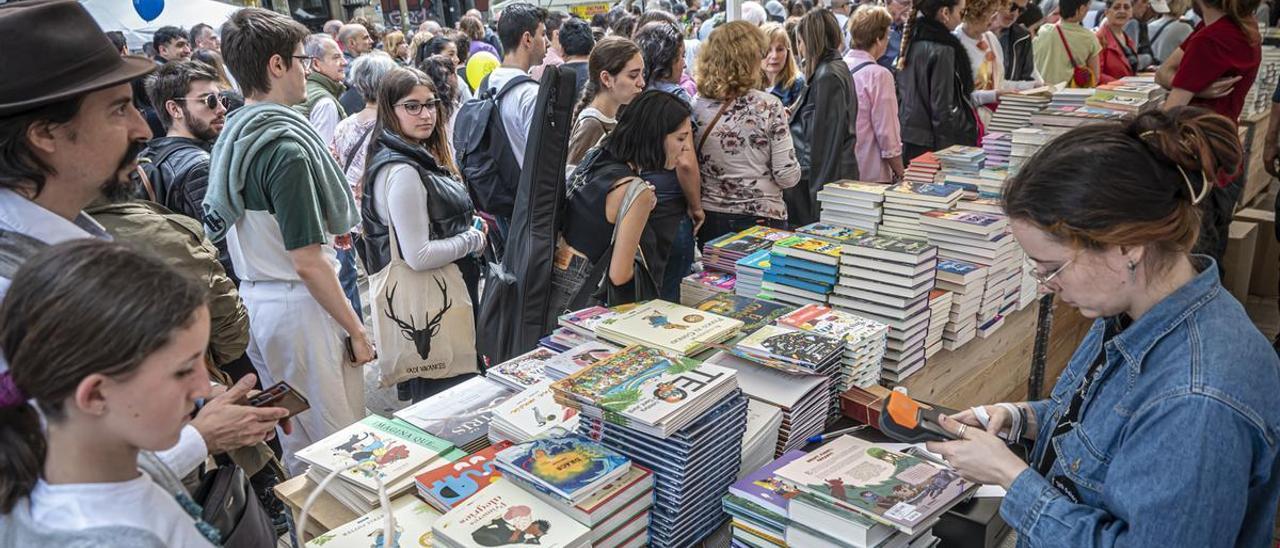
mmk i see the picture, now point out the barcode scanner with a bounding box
[878,389,961,443]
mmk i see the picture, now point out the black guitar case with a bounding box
[476,65,576,366]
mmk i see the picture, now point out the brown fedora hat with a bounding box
[0,0,156,116]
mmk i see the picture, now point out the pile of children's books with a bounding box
[488,380,581,444]
[722,448,806,547]
[432,477,595,548]
[934,259,987,350]
[733,323,844,415]
[593,300,743,358]
[776,304,889,390]
[296,415,463,514]
[304,493,442,548]
[414,440,512,512]
[487,346,560,392]
[879,183,963,240]
[760,234,841,307]
[816,181,888,233]
[680,269,737,306]
[395,376,517,453]
[706,351,829,455]
[692,292,796,334]
[734,249,770,299]
[702,225,793,274]
[830,235,939,383]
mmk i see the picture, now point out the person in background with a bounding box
[208,8,372,475]
[591,12,609,40]
[0,241,220,547]
[830,0,855,46]
[897,0,980,160]
[996,0,1045,84]
[383,30,409,65]
[611,13,640,37]
[550,90,692,314]
[761,22,805,108]
[1123,0,1158,70]
[421,35,462,68]
[140,61,228,223]
[419,54,465,155]
[467,8,506,57]
[461,15,500,58]
[766,0,788,21]
[192,48,239,94]
[408,28,435,65]
[420,19,444,37]
[787,9,858,227]
[531,11,570,80]
[361,68,486,402]
[154,26,193,64]
[568,37,646,166]
[846,5,906,183]
[1032,0,1102,86]
[1147,0,1194,63]
[190,23,220,52]
[332,52,398,211]
[741,0,770,25]
[447,28,473,67]
[931,107,1280,548]
[1095,0,1138,82]
[107,29,130,55]
[880,0,916,68]
[538,17,595,99]
[297,34,348,147]
[323,19,343,40]
[693,21,800,243]
[337,23,374,114]
[955,0,1010,125]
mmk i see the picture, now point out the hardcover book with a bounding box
[728,449,808,517]
[495,435,631,504]
[694,293,795,332]
[305,494,442,548]
[488,346,560,391]
[433,478,591,548]
[489,380,581,442]
[735,325,843,368]
[595,300,743,356]
[394,376,517,450]
[296,415,454,493]
[884,183,964,203]
[414,440,515,512]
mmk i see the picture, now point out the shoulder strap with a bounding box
[133,163,157,202]
[493,74,536,101]
[1056,24,1081,68]
[343,124,376,173]
[603,177,652,274]
[850,61,877,75]
[697,99,734,154]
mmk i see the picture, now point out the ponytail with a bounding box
[0,401,43,513]
[573,37,642,120]
[896,8,920,71]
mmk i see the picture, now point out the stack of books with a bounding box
[976,166,1008,198]
[593,300,743,357]
[1085,89,1150,113]
[733,323,844,415]
[702,226,793,274]
[902,152,941,184]
[773,436,977,546]
[1107,78,1166,101]
[296,415,462,514]
[305,494,441,548]
[694,292,795,333]
[489,380,581,444]
[1030,104,1127,130]
[934,145,985,177]
[395,376,517,453]
[830,234,939,382]
[722,449,807,547]
[987,87,1051,134]
[1046,87,1094,109]
[1018,256,1040,310]
[706,351,830,455]
[925,289,953,358]
[760,235,841,307]
[934,258,987,350]
[879,183,964,239]
[981,131,1012,168]
[557,305,618,341]
[488,346,560,392]
[433,478,593,548]
[734,249,770,298]
[541,340,620,381]
[414,440,513,512]
[916,211,1019,339]
[815,181,888,233]
[680,269,736,306]
[495,437,656,548]
[542,326,593,352]
[1009,127,1056,173]
[796,221,869,247]
[740,400,784,478]
[578,388,749,547]
[776,304,888,390]
[552,345,740,438]
[997,246,1029,318]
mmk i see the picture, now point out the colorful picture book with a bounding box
[433,478,591,548]
[594,300,744,357]
[488,380,581,444]
[305,494,442,548]
[487,346,561,392]
[541,341,621,381]
[414,440,514,512]
[495,435,632,504]
[296,415,454,493]
[693,293,795,333]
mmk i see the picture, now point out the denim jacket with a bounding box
[1002,259,1280,547]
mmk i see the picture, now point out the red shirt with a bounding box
[1171,18,1261,122]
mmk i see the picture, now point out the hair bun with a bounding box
[1129,106,1242,193]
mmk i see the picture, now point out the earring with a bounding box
[1127,260,1137,283]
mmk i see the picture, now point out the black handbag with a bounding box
[191,463,277,548]
[595,177,661,306]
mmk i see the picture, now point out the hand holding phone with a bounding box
[247,381,310,419]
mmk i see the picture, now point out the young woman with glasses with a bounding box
[923,107,1280,547]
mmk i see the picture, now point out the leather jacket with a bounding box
[1000,24,1037,82]
[360,130,476,274]
[897,19,979,151]
[787,54,859,226]
[137,136,211,221]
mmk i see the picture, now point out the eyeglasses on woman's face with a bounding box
[395,99,441,117]
[1024,255,1075,286]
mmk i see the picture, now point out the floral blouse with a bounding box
[692,89,801,220]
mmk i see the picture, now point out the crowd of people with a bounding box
[1,0,1280,545]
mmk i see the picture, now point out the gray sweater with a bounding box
[0,501,166,548]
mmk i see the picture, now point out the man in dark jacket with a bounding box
[996,0,1041,82]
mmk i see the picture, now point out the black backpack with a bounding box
[453,73,535,220]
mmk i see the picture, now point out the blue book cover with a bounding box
[937,259,981,276]
[770,263,838,286]
[736,248,772,271]
[495,434,630,502]
[763,272,832,294]
[887,182,965,200]
[768,254,839,277]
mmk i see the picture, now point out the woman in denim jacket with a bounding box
[926,106,1280,547]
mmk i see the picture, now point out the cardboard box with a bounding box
[1225,221,1259,303]
[1238,208,1279,298]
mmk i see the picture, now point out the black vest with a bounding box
[360,130,475,274]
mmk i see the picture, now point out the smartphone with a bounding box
[344,335,356,362]
[247,381,310,418]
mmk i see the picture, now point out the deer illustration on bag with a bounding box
[384,276,452,360]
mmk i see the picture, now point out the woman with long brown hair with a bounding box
[359,67,486,402]
[567,37,646,166]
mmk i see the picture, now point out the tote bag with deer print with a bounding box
[369,219,478,388]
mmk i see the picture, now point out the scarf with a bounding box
[203,102,359,243]
[296,72,348,119]
[913,17,975,97]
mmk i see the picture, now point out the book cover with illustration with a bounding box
[776,304,888,344]
[821,180,889,200]
[495,435,631,503]
[885,183,964,203]
[772,235,842,264]
[550,345,737,431]
[687,269,737,291]
[796,222,870,245]
[488,347,560,391]
[711,225,794,253]
[918,210,1008,235]
[394,376,517,448]
[848,234,937,260]
[306,494,442,548]
[595,300,743,356]
[728,449,808,517]
[694,293,795,332]
[773,435,976,533]
[558,306,613,335]
[736,248,772,271]
[433,478,590,548]
[491,381,581,440]
[540,341,620,380]
[296,415,452,492]
[414,440,515,512]
[735,324,844,367]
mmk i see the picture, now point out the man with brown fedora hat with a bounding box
[0,0,291,489]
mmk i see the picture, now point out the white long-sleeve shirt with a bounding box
[372,164,485,271]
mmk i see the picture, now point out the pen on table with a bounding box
[807,424,869,444]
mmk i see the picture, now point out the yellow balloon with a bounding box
[465,51,501,93]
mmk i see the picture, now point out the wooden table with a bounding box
[274,474,359,542]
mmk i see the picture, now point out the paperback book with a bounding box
[495,434,632,505]
[433,478,591,548]
[414,440,514,512]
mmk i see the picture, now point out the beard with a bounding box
[101,139,147,203]
[189,115,224,143]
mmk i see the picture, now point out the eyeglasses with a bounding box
[395,99,441,116]
[1024,256,1074,286]
[174,93,225,111]
[292,55,315,71]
